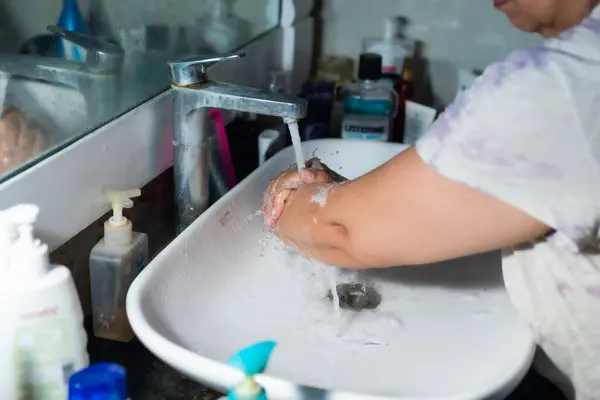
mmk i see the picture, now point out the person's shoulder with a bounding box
[483,46,554,89]
[459,46,563,116]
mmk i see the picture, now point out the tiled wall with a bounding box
[320,0,543,105]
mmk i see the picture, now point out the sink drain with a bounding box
[326,283,381,311]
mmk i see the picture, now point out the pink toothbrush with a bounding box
[210,109,237,189]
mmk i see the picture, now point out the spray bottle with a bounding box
[89,188,148,342]
[5,204,89,399]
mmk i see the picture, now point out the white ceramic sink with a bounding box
[127,139,535,400]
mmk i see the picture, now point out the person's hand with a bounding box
[263,157,336,227]
[0,107,46,175]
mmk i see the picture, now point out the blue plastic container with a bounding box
[68,363,128,400]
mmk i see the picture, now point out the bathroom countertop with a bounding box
[86,315,566,400]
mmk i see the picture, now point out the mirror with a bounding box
[0,0,281,182]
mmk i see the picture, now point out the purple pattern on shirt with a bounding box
[423,46,549,164]
[458,137,563,180]
[558,29,576,41]
[582,17,600,33]
[556,281,572,298]
[585,286,600,299]
[490,47,548,87]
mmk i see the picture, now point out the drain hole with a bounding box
[326,283,381,311]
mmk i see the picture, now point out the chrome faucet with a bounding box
[0,25,124,125]
[167,54,308,233]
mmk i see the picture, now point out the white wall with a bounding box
[321,0,543,105]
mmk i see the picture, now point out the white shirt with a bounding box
[417,6,600,400]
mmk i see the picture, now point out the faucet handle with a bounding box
[167,53,245,86]
[47,25,124,73]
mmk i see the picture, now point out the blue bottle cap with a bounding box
[68,363,128,400]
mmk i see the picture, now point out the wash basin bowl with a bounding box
[127,139,535,400]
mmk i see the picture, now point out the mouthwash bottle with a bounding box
[340,53,398,141]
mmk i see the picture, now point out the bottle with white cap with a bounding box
[0,205,29,399]
[4,203,89,399]
[89,188,148,342]
[362,16,414,81]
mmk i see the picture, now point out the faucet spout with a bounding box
[0,54,98,89]
[176,81,307,120]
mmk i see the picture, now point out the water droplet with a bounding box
[473,310,489,320]
[464,293,481,302]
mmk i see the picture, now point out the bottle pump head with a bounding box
[104,188,141,246]
[0,204,39,274]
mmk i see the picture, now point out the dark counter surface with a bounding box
[87,315,566,400]
[86,318,221,400]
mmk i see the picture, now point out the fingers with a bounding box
[305,157,320,169]
[0,108,47,174]
[265,188,292,227]
[31,128,46,157]
[263,159,335,226]
[300,168,315,183]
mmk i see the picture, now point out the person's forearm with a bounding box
[294,184,375,268]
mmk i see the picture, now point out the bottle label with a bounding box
[341,114,390,141]
[343,97,394,117]
[14,311,72,399]
[403,101,437,145]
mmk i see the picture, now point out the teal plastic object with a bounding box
[226,340,276,400]
[227,340,276,375]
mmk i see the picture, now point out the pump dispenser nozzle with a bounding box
[103,189,141,246]
[0,204,40,273]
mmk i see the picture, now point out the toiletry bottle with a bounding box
[0,205,24,400]
[201,0,250,53]
[390,56,417,143]
[68,363,129,400]
[400,57,415,102]
[363,17,414,83]
[7,204,89,399]
[90,188,148,342]
[87,0,115,44]
[340,53,398,141]
[56,0,89,61]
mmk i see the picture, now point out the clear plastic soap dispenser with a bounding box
[90,188,148,342]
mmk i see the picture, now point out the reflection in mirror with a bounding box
[0,0,280,182]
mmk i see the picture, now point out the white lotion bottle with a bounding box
[90,188,148,342]
[8,204,89,399]
[0,205,28,399]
